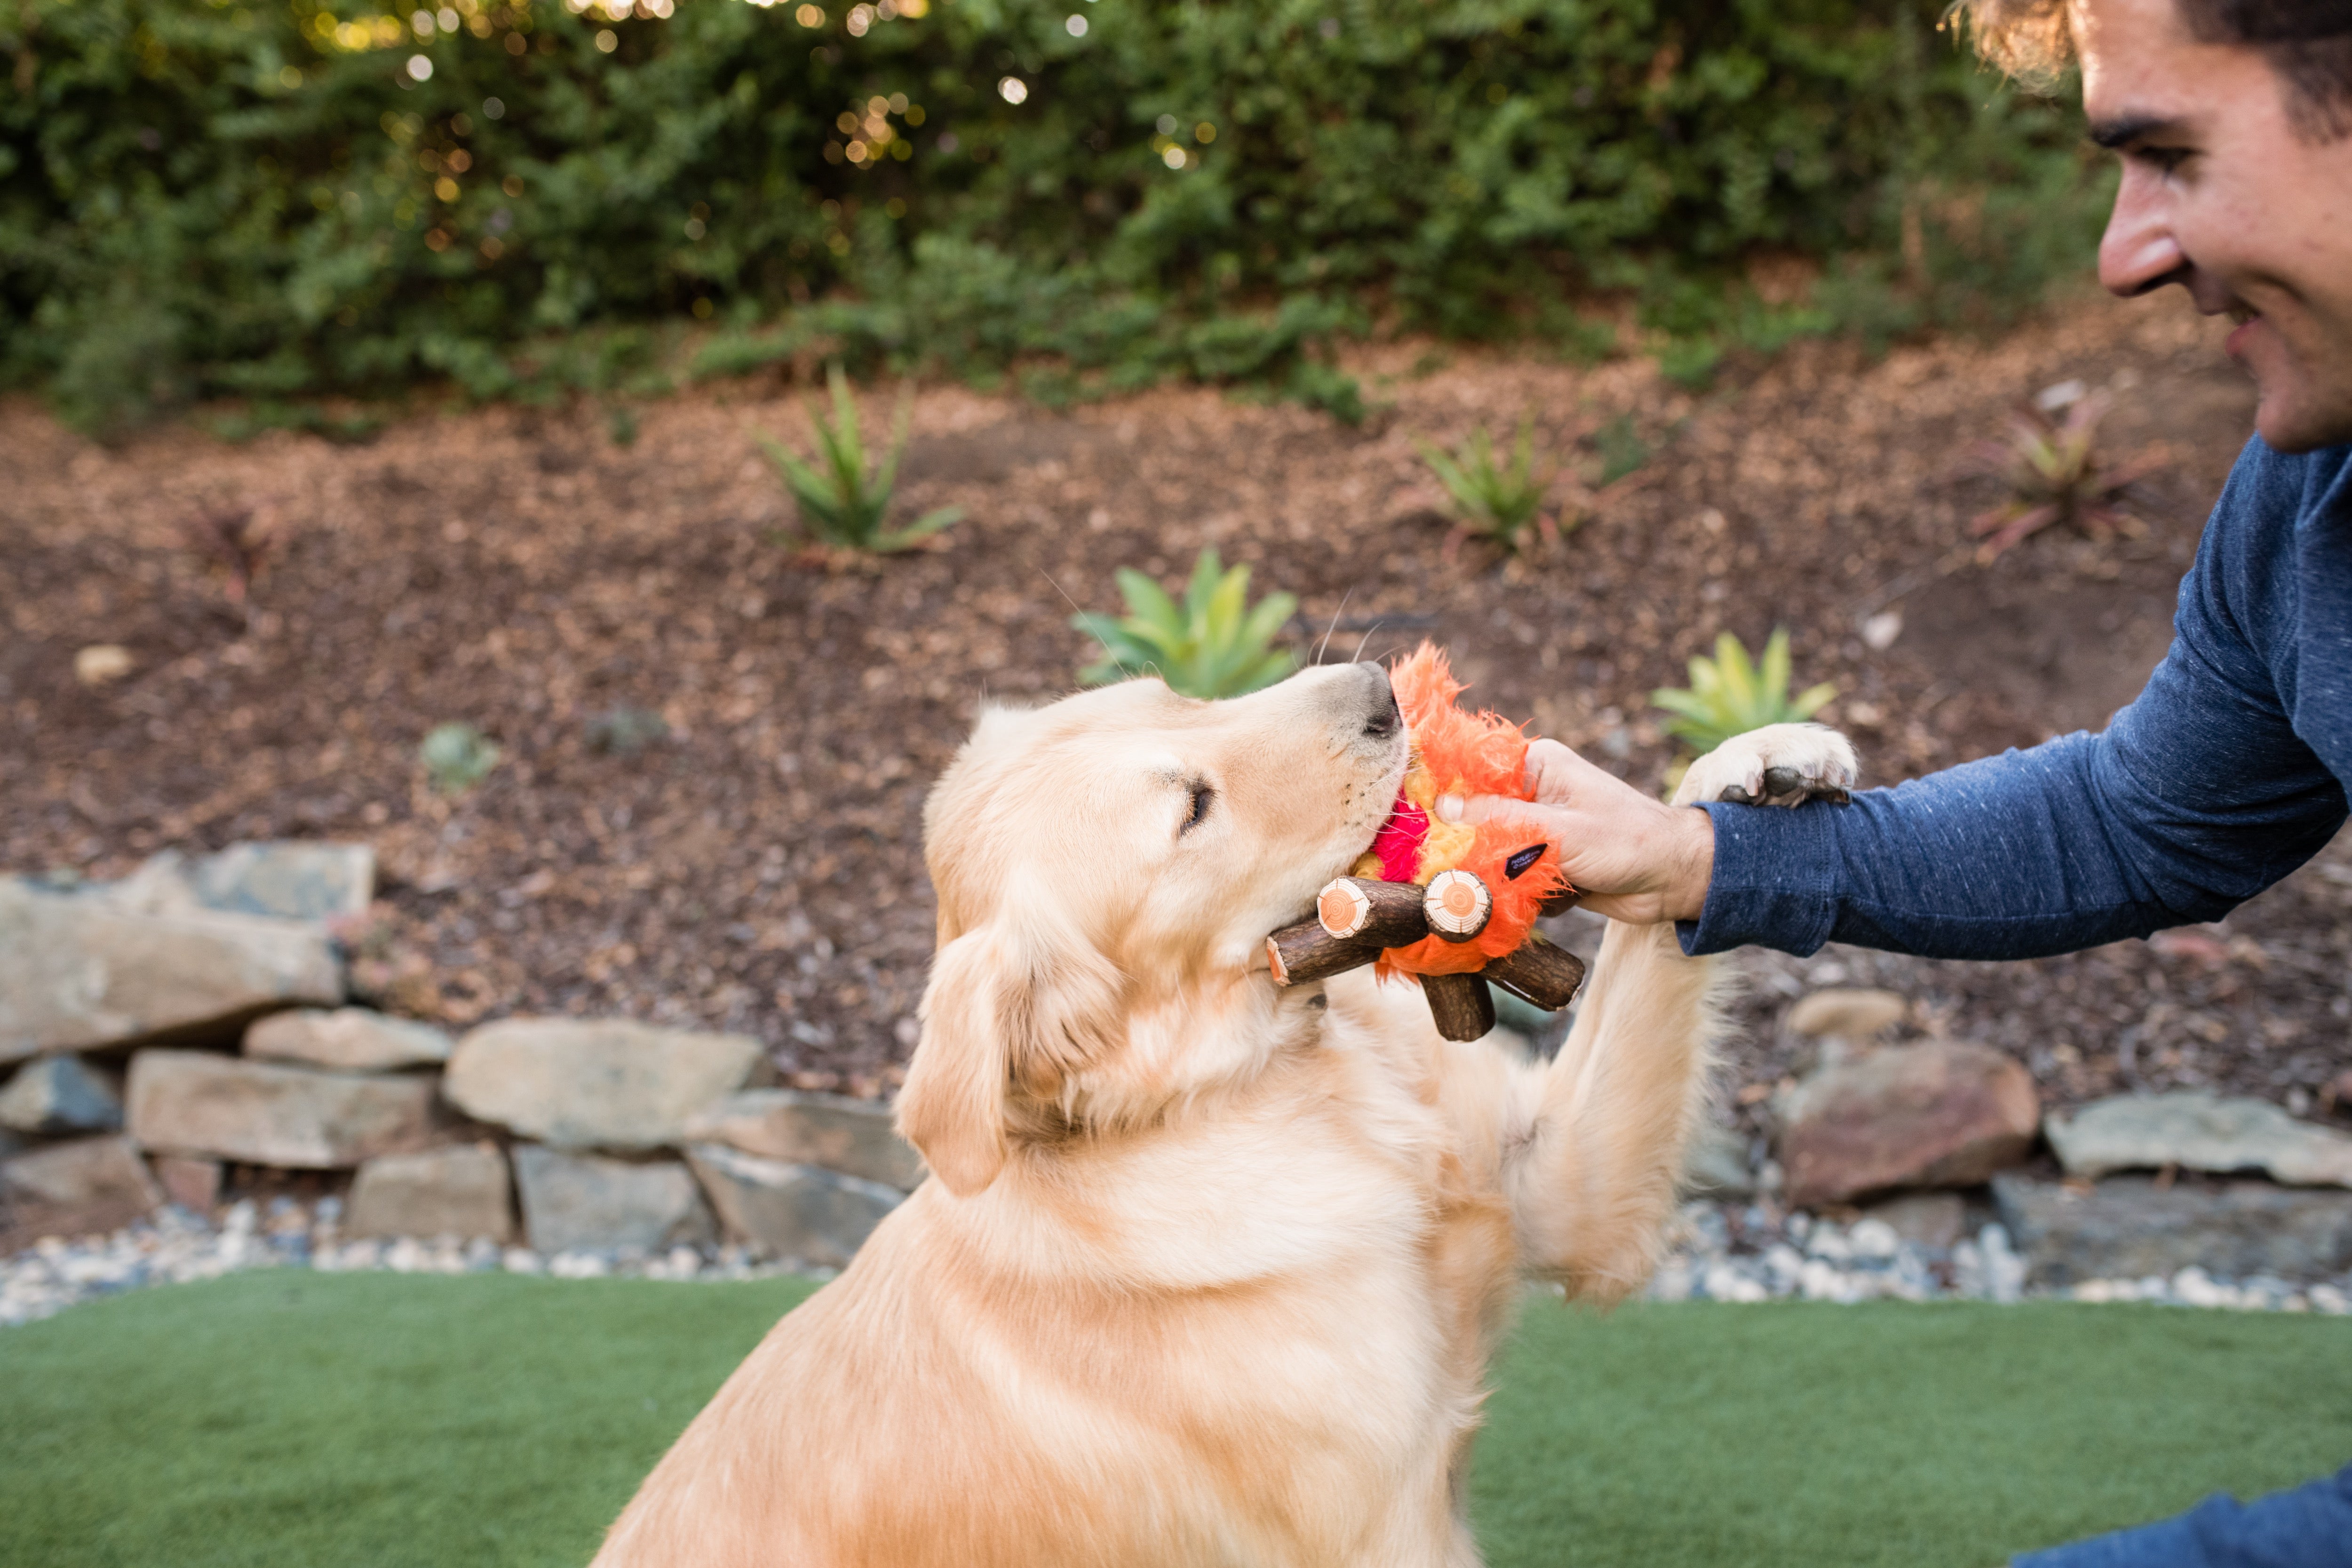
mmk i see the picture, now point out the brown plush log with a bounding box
[1422,869,1492,943]
[1266,921,1381,988]
[1483,935,1588,1011]
[1315,877,1431,947]
[1421,971,1496,1041]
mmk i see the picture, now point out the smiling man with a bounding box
[1446,0,2352,1562]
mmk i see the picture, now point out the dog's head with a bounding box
[898,662,1409,1194]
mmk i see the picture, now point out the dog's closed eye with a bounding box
[1181,781,1215,835]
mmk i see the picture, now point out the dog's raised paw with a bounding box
[1672,723,1858,810]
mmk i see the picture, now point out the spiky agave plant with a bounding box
[755,364,961,554]
[1072,548,1298,698]
[1415,415,1567,561]
[1961,390,2164,561]
[1652,629,1836,756]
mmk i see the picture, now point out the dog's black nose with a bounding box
[1360,665,1402,740]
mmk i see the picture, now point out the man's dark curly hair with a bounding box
[1951,0,2352,138]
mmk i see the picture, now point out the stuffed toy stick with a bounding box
[1265,644,1588,1042]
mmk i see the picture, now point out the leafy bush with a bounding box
[1652,629,1835,755]
[1961,389,2162,560]
[419,721,501,794]
[1,0,2107,433]
[1073,548,1296,698]
[1416,416,1561,559]
[755,363,959,553]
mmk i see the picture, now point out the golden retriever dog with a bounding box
[594,661,1857,1568]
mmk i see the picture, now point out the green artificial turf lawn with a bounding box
[2,1274,2348,1568]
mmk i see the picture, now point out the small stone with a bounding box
[685,1142,904,1267]
[152,1155,222,1214]
[126,1049,438,1169]
[2045,1091,2352,1188]
[510,1145,716,1254]
[1677,1121,1755,1200]
[0,1055,124,1135]
[0,882,344,1062]
[1786,988,1908,1042]
[244,1008,453,1072]
[1993,1174,2352,1286]
[346,1144,515,1242]
[1861,1191,1968,1251]
[1778,1040,2039,1209]
[0,1135,163,1225]
[1847,1218,1901,1259]
[74,645,136,686]
[683,1089,923,1191]
[446,1019,763,1152]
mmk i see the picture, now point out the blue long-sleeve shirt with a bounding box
[1682,437,2352,962]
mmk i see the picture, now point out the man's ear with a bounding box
[895,907,1126,1197]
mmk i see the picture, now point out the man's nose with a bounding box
[2098,166,2187,298]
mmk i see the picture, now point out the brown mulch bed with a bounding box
[5,288,2347,1126]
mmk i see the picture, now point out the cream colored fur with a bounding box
[592,667,1856,1568]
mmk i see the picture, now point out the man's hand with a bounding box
[1437,739,1716,925]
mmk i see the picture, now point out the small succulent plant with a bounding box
[1073,547,1298,698]
[755,364,961,555]
[1652,629,1836,756]
[1961,389,2164,561]
[1416,415,1565,561]
[420,722,501,795]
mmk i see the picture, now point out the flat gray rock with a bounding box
[125,1049,437,1169]
[0,1054,124,1135]
[686,1142,903,1267]
[244,1008,452,1073]
[445,1019,763,1152]
[511,1145,715,1254]
[2045,1091,2352,1188]
[1,1134,163,1218]
[683,1089,923,1191]
[1994,1173,2352,1285]
[1778,1040,2040,1208]
[346,1144,514,1242]
[0,881,343,1063]
[106,843,375,923]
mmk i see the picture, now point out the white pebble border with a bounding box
[1635,1202,2352,1315]
[0,1197,824,1329]
[8,1198,2349,1330]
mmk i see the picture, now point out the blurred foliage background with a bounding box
[0,0,2107,436]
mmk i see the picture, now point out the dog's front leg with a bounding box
[1506,724,1857,1298]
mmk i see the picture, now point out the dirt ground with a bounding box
[6,287,2347,1127]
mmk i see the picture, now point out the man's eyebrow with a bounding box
[2087,113,2187,150]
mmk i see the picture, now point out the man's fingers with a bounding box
[1522,739,1583,805]
[1437,793,1571,833]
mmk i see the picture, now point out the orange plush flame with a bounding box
[1374,644,1569,981]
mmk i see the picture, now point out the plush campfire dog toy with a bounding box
[1266,644,1588,1041]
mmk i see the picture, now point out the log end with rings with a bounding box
[1422,868,1492,942]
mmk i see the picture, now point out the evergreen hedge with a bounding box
[0,0,2105,432]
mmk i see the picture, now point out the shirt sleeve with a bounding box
[2009,1464,2352,1568]
[1678,445,2349,962]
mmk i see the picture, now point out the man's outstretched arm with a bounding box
[1446,446,2349,962]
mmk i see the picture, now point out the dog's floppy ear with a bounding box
[896,904,1125,1196]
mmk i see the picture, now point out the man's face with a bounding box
[2074,0,2352,452]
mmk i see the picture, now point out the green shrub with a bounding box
[755,362,959,552]
[1651,629,1835,755]
[1,0,2107,434]
[1073,548,1297,698]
